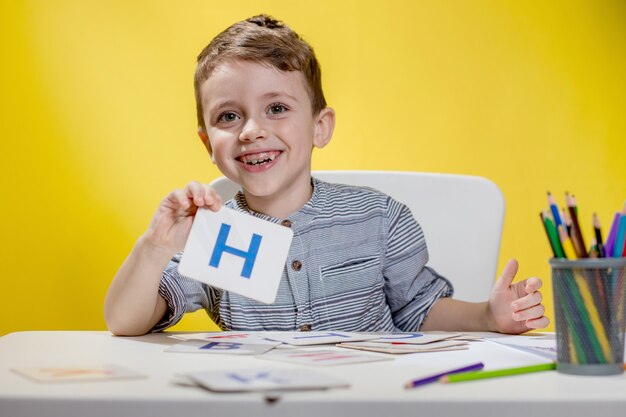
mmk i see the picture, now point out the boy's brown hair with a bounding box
[194,14,327,133]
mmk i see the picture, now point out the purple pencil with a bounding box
[404,362,485,389]
[605,212,621,257]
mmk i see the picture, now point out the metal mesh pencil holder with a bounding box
[550,257,626,375]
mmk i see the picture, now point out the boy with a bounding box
[104,15,548,336]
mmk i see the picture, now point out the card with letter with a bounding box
[337,340,469,354]
[258,348,393,366]
[168,331,279,345]
[11,364,146,383]
[165,339,280,355]
[178,207,293,304]
[186,368,349,392]
[263,331,380,346]
[370,332,463,345]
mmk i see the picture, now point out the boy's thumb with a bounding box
[494,259,519,290]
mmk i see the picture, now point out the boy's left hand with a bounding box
[488,259,550,334]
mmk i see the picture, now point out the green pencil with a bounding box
[439,363,556,383]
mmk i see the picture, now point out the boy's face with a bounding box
[198,60,334,209]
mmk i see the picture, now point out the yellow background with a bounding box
[1,0,625,335]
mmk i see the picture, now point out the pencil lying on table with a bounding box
[439,363,556,383]
[404,362,484,389]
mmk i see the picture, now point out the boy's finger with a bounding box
[184,181,206,206]
[204,188,223,211]
[511,291,543,312]
[525,316,550,329]
[493,259,518,291]
[168,189,191,209]
[524,277,542,293]
[513,304,545,321]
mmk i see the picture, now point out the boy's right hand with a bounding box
[143,181,222,254]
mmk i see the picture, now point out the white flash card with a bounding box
[11,364,146,383]
[370,332,462,345]
[178,207,293,304]
[168,331,279,345]
[187,368,349,392]
[264,331,380,346]
[165,339,279,355]
[258,349,392,366]
[337,340,469,354]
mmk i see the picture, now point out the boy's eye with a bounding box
[217,112,239,123]
[267,104,287,115]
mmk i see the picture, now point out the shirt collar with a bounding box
[230,177,327,229]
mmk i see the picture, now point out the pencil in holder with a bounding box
[550,257,626,375]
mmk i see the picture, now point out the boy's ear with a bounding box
[197,128,216,163]
[312,107,335,149]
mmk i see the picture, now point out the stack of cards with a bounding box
[165,331,481,356]
[166,331,385,355]
[337,332,476,354]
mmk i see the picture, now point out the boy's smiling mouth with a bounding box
[236,150,282,167]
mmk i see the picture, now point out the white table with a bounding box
[1,331,625,417]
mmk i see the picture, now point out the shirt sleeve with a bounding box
[151,253,223,332]
[382,198,454,331]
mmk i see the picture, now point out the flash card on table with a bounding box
[337,340,469,354]
[186,368,349,392]
[264,331,380,346]
[168,331,279,345]
[258,349,393,366]
[165,339,280,355]
[11,364,146,383]
[178,207,293,304]
[370,332,463,345]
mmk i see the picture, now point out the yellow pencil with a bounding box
[558,225,577,259]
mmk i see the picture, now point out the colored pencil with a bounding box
[562,208,572,236]
[439,363,556,383]
[593,213,606,258]
[542,211,565,258]
[573,274,612,362]
[540,212,558,257]
[605,212,621,257]
[613,204,626,258]
[404,362,484,388]
[558,225,577,259]
[547,192,563,228]
[567,194,587,258]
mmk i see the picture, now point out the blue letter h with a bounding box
[209,223,262,279]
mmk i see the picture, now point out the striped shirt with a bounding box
[154,177,453,332]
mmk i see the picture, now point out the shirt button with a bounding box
[281,219,292,228]
[300,324,312,331]
[292,260,302,271]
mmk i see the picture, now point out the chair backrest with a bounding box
[210,171,505,302]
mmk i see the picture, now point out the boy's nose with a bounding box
[239,118,268,142]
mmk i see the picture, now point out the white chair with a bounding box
[210,171,505,302]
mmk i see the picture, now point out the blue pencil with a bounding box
[547,192,563,229]
[404,362,485,389]
[613,212,626,258]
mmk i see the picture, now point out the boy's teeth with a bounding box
[240,152,278,165]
